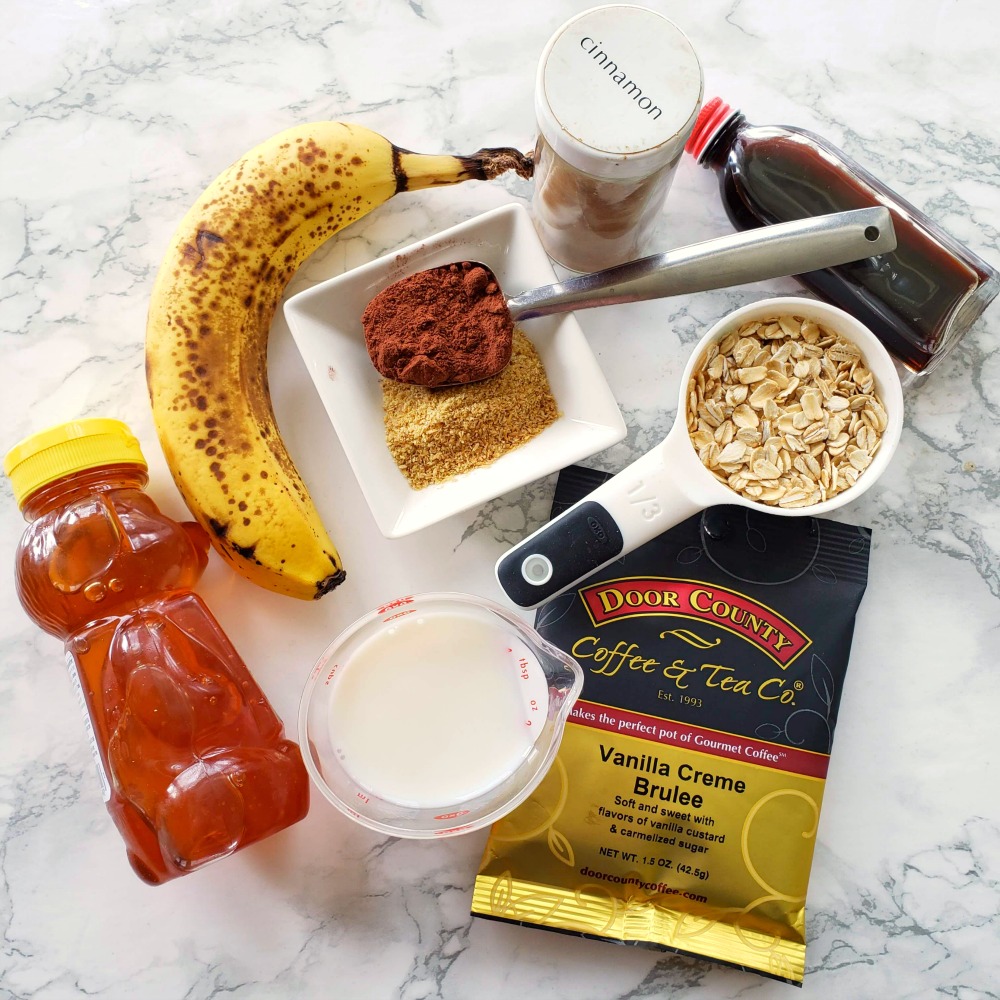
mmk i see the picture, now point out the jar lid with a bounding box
[3,418,147,508]
[535,5,703,180]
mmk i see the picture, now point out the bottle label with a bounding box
[64,652,111,803]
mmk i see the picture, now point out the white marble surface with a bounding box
[1,0,998,997]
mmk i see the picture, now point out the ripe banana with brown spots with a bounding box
[145,122,532,599]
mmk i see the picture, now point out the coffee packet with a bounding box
[473,465,873,985]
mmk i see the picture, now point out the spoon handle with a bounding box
[507,207,896,320]
[495,424,705,609]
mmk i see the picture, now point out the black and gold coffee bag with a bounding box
[473,466,873,985]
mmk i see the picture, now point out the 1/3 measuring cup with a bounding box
[496,297,904,609]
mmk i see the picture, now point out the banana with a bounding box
[146,122,532,600]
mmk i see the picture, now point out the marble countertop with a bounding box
[2,0,998,997]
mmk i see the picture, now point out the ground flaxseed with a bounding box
[382,330,559,490]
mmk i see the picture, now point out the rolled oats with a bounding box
[687,315,887,507]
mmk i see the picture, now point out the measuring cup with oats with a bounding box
[496,297,904,609]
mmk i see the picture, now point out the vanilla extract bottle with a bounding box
[686,98,999,378]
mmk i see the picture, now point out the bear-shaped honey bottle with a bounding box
[5,419,309,884]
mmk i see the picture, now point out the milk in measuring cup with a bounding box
[327,607,549,808]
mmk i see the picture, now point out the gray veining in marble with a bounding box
[1,0,998,997]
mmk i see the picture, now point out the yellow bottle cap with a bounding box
[3,418,147,509]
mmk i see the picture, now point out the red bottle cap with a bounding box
[684,97,737,161]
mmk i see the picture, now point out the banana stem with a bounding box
[394,146,534,192]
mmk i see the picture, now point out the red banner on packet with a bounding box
[579,578,811,666]
[568,699,829,779]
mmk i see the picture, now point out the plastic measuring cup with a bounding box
[496,297,904,609]
[298,592,583,838]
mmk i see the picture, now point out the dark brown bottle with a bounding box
[686,98,999,376]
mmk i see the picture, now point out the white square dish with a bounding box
[284,203,626,538]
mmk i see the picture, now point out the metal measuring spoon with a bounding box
[363,207,896,387]
[494,295,905,610]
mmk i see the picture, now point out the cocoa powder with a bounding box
[362,262,513,387]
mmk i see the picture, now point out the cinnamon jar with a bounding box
[531,5,703,272]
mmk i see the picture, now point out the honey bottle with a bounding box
[4,419,309,884]
[686,97,999,378]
